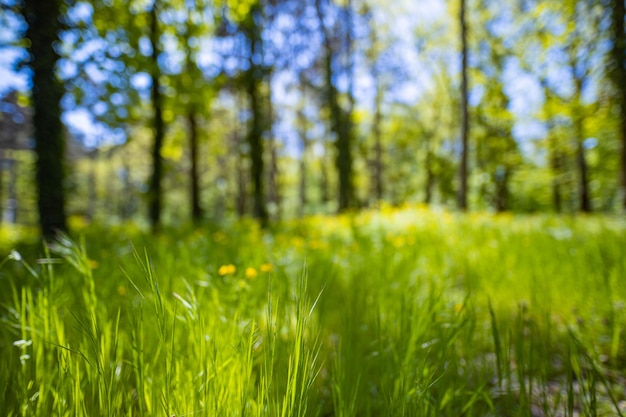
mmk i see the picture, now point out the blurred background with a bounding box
[0,0,624,231]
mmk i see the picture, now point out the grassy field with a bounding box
[1,206,626,416]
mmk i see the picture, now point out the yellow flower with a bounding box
[218,264,236,276]
[260,263,273,273]
[245,267,258,279]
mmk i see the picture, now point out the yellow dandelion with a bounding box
[260,263,273,273]
[117,285,127,296]
[218,264,236,276]
[88,259,99,269]
[245,267,258,279]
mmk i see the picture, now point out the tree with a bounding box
[148,0,166,230]
[472,0,521,212]
[171,0,215,223]
[314,0,356,212]
[611,0,626,210]
[458,0,470,210]
[21,0,68,237]
[216,0,270,224]
[561,0,606,212]
[242,1,269,224]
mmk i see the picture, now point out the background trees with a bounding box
[1,0,625,234]
[20,0,68,237]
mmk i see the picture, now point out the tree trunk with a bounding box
[575,118,592,212]
[320,136,330,208]
[148,1,165,231]
[243,3,268,226]
[237,152,247,218]
[234,95,247,218]
[315,0,354,212]
[572,79,592,213]
[612,0,626,210]
[297,97,308,217]
[120,156,134,220]
[23,0,67,237]
[188,110,202,223]
[494,167,510,212]
[246,74,268,225]
[458,0,470,211]
[373,73,384,203]
[267,77,280,220]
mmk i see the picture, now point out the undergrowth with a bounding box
[1,207,625,416]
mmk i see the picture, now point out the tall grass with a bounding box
[1,207,625,416]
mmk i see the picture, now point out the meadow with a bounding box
[1,206,625,416]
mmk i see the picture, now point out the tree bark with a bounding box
[188,110,202,223]
[297,95,308,217]
[315,0,354,212]
[612,0,626,210]
[148,1,165,231]
[246,71,268,225]
[243,3,268,226]
[458,0,470,211]
[23,0,68,237]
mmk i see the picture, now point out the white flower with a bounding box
[13,339,32,349]
[9,250,22,262]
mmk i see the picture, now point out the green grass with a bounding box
[1,207,626,416]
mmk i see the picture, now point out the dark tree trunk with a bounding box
[237,152,247,218]
[612,0,626,210]
[494,167,510,212]
[23,0,67,237]
[458,0,470,211]
[243,3,268,226]
[233,96,247,218]
[184,5,202,224]
[315,0,354,212]
[148,1,165,231]
[246,74,268,225]
[297,99,308,217]
[188,110,202,223]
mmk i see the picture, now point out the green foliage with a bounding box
[1,208,626,415]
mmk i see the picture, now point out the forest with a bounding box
[0,0,623,231]
[1,0,626,416]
